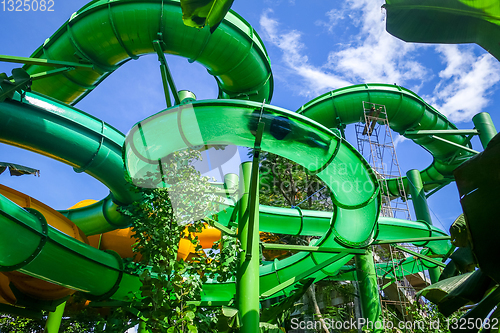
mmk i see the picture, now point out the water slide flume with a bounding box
[0,91,137,235]
[124,100,381,247]
[383,0,500,62]
[22,0,273,105]
[297,83,476,196]
[0,86,457,304]
[0,0,469,312]
[0,184,449,305]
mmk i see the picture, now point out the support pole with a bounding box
[472,112,497,149]
[355,248,383,333]
[237,161,260,333]
[138,320,150,333]
[406,169,441,283]
[152,39,181,107]
[44,301,66,333]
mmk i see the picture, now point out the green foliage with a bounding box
[0,314,44,332]
[261,279,314,328]
[258,152,332,212]
[381,303,466,333]
[0,309,108,333]
[119,148,239,332]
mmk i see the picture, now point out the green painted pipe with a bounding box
[406,169,441,283]
[25,0,273,105]
[297,83,476,197]
[406,169,432,224]
[44,301,66,333]
[473,112,497,149]
[237,162,260,333]
[355,249,383,332]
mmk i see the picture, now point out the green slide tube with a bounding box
[297,83,476,196]
[0,92,139,235]
[0,89,454,252]
[383,0,500,62]
[0,187,448,305]
[123,99,381,247]
[0,0,466,310]
[0,89,441,245]
[0,192,141,300]
[217,203,451,255]
[24,0,273,105]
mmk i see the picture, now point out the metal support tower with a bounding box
[355,102,430,330]
[355,102,411,220]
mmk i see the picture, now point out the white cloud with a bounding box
[315,8,347,33]
[259,0,500,123]
[393,134,409,149]
[259,9,351,97]
[260,0,429,98]
[425,45,500,122]
[325,0,428,85]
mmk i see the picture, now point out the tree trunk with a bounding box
[306,284,330,333]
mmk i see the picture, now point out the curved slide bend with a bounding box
[0,91,137,235]
[298,84,476,196]
[0,0,461,309]
[0,184,450,305]
[24,0,273,105]
[0,89,454,304]
[124,99,381,248]
[0,0,275,236]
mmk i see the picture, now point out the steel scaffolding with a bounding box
[355,102,430,331]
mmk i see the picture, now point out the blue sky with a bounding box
[1,0,500,234]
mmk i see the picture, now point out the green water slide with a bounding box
[0,85,458,305]
[124,99,381,247]
[383,0,500,61]
[0,180,449,304]
[297,84,476,196]
[0,90,451,302]
[0,91,136,235]
[0,0,468,309]
[23,0,273,105]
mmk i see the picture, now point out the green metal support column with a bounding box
[355,248,383,332]
[44,301,66,333]
[138,320,150,333]
[473,112,497,149]
[237,161,260,333]
[406,169,441,283]
[152,38,180,107]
